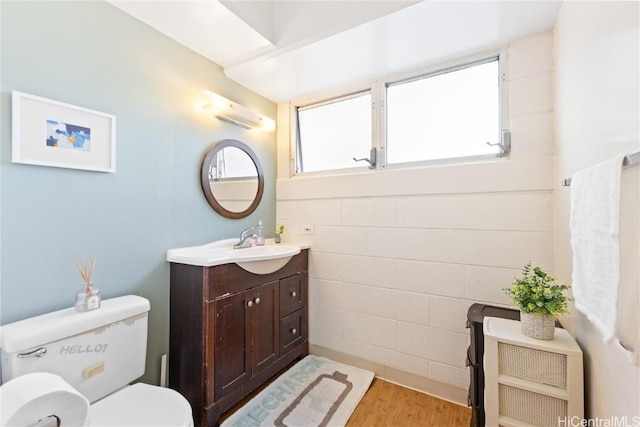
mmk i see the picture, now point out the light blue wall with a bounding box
[0,1,276,384]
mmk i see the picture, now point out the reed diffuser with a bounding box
[75,259,101,312]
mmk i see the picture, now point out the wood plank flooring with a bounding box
[346,378,471,427]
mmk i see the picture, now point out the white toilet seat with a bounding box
[89,383,193,427]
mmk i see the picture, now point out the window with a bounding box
[386,59,501,164]
[294,52,508,175]
[295,91,372,173]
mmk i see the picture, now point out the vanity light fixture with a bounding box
[203,90,275,132]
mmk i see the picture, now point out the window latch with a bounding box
[486,130,511,158]
[353,148,377,169]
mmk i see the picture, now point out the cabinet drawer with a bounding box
[279,274,304,316]
[280,309,305,354]
[498,342,567,389]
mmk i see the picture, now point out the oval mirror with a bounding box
[201,139,264,219]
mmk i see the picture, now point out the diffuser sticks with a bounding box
[76,259,95,290]
[75,259,101,312]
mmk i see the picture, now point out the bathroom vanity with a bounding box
[168,247,309,427]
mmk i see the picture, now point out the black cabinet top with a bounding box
[467,303,520,324]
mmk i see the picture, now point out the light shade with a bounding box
[203,90,275,132]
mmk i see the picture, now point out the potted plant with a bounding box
[274,225,285,243]
[504,263,570,340]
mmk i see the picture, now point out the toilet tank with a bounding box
[0,295,150,403]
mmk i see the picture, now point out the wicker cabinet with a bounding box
[483,317,583,427]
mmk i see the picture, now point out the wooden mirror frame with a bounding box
[200,139,264,220]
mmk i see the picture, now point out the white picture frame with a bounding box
[12,91,116,172]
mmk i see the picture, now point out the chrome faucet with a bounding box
[233,227,256,249]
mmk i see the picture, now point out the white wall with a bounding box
[554,1,639,419]
[276,32,555,403]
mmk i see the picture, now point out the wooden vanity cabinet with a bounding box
[169,250,308,427]
[212,280,279,400]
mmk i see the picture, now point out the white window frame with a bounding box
[290,48,509,177]
[294,88,375,176]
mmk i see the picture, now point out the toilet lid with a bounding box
[89,383,193,427]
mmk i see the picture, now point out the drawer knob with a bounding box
[291,291,297,297]
[291,328,297,334]
[247,300,253,307]
[255,297,261,305]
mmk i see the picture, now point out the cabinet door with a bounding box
[213,290,251,400]
[251,281,279,375]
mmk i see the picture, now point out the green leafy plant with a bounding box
[504,263,570,317]
[275,225,285,235]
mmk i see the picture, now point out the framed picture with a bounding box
[12,91,116,172]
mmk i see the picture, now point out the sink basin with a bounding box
[166,238,301,274]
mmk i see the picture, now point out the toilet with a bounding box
[0,295,193,426]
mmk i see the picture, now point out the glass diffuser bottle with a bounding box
[75,259,101,312]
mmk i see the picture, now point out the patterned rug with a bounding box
[221,355,375,427]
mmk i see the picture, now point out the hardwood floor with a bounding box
[346,378,471,427]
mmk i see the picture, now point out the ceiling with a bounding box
[108,0,563,103]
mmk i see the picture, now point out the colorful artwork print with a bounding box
[46,119,91,151]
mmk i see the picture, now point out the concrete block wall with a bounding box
[275,32,555,403]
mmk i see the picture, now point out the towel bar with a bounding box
[563,151,640,186]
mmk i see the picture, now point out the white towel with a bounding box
[570,155,626,343]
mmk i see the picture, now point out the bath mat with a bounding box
[221,355,374,427]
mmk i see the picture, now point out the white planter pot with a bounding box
[520,312,555,340]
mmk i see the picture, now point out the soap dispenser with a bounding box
[256,220,265,246]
